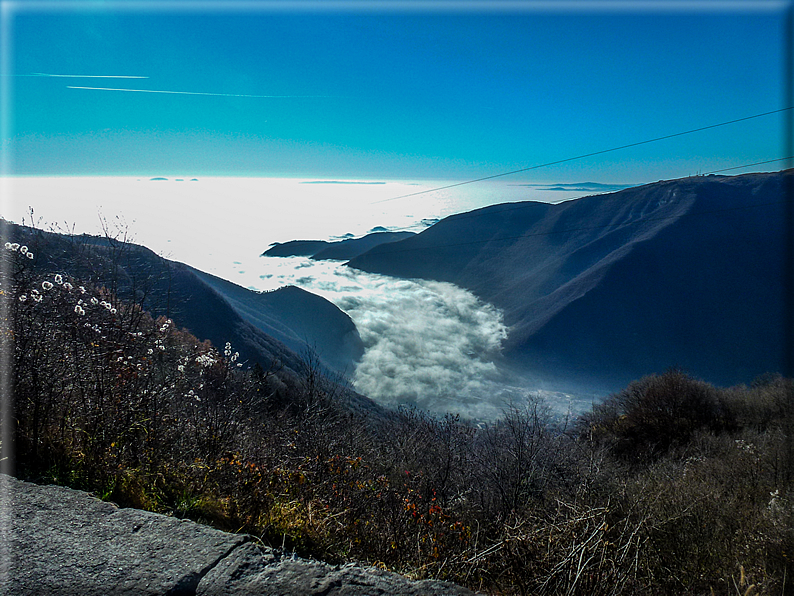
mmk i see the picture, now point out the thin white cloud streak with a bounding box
[66,86,331,98]
[34,73,149,78]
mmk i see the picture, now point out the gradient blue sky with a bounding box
[2,1,791,184]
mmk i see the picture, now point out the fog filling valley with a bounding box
[6,177,590,419]
[249,257,582,420]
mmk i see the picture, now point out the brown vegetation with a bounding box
[3,227,793,595]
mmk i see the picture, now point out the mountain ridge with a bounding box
[263,231,415,260]
[3,220,367,389]
[348,171,790,390]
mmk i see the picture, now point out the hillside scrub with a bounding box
[3,227,793,595]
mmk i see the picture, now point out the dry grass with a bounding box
[4,227,793,595]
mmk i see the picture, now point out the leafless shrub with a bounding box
[6,222,794,595]
[582,369,731,463]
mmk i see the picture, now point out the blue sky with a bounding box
[2,1,790,184]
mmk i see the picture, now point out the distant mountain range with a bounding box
[511,182,634,192]
[263,231,416,260]
[3,221,365,384]
[348,171,791,391]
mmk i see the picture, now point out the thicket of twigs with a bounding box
[3,223,793,595]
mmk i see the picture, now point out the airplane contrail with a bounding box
[33,73,149,78]
[67,86,330,98]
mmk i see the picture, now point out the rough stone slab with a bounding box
[197,542,474,596]
[4,474,248,595]
[4,474,474,595]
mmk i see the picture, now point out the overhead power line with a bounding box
[706,156,794,174]
[400,155,794,228]
[373,105,794,204]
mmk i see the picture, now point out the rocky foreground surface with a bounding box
[2,475,473,595]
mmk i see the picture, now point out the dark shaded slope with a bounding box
[349,171,789,389]
[154,262,308,374]
[191,270,364,374]
[349,179,696,325]
[263,240,330,257]
[517,173,787,388]
[312,232,415,260]
[4,222,364,378]
[348,201,553,285]
[263,231,416,260]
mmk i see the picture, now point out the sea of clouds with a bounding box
[247,256,581,420]
[5,176,589,419]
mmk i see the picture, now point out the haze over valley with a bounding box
[3,2,790,418]
[4,177,595,419]
[4,169,789,421]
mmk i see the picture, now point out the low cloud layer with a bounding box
[338,276,508,417]
[250,257,580,420]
